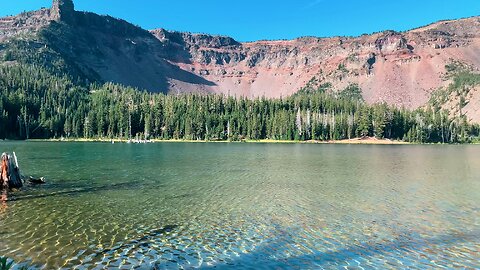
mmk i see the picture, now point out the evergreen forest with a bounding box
[0,64,479,143]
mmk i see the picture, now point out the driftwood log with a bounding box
[29,176,46,185]
[1,152,23,190]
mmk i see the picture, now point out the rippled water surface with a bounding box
[0,142,479,269]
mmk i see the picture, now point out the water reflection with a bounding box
[0,143,479,269]
[8,182,149,202]
[0,189,7,214]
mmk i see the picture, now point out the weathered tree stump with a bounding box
[1,152,23,190]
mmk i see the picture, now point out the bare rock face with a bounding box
[375,31,409,54]
[148,17,480,110]
[51,0,75,23]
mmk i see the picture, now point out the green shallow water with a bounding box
[0,142,479,269]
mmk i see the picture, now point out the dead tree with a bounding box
[1,152,23,190]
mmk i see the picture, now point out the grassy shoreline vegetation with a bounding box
[0,62,480,144]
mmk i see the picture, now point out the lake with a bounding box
[0,142,479,269]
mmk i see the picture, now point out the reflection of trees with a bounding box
[0,189,7,214]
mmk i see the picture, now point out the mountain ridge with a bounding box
[149,16,480,108]
[1,0,480,119]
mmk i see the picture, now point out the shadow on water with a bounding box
[100,225,178,254]
[7,182,165,202]
[199,229,480,269]
[27,156,64,160]
[75,225,179,264]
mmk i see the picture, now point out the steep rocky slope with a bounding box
[154,18,480,109]
[1,0,479,114]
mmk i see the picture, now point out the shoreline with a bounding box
[18,137,413,145]
[3,138,479,145]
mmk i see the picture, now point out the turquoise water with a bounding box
[0,142,479,269]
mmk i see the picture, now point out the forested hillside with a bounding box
[1,64,479,143]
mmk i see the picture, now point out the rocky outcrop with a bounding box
[0,0,76,42]
[51,0,75,23]
[0,9,51,42]
[375,31,409,53]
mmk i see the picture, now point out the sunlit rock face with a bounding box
[51,0,75,23]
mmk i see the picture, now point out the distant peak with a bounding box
[51,0,75,22]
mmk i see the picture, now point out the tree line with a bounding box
[0,64,479,143]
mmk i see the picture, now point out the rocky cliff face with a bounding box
[151,17,480,108]
[0,9,51,42]
[0,1,479,112]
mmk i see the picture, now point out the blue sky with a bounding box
[1,0,479,41]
